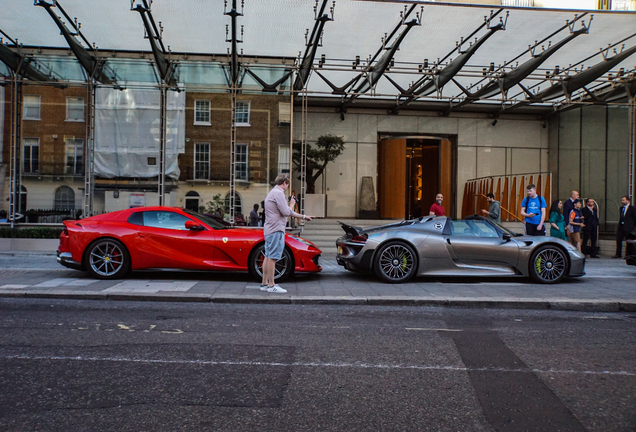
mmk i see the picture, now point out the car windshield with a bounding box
[491,221,523,237]
[182,209,227,230]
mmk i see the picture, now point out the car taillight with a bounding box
[351,235,368,243]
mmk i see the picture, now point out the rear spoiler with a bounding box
[338,221,364,237]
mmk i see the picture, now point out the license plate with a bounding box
[338,246,343,255]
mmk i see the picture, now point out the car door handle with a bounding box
[137,233,146,239]
[446,238,451,245]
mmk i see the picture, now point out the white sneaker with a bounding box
[259,284,268,291]
[267,285,287,293]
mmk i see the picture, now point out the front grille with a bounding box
[312,254,321,267]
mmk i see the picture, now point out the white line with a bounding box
[1,354,633,377]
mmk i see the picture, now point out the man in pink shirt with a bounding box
[429,193,445,216]
[261,175,314,293]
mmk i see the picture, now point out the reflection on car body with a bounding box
[336,215,585,284]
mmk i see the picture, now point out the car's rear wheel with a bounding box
[373,241,418,283]
[248,244,294,282]
[85,238,130,279]
[529,245,568,284]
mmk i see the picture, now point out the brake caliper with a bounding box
[535,256,542,272]
[402,255,408,270]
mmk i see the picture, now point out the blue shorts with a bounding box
[264,231,285,260]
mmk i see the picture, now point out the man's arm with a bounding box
[538,208,546,228]
[490,202,500,220]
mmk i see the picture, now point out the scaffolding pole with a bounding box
[299,85,308,231]
[228,84,237,226]
[158,84,168,206]
[83,80,96,217]
[630,97,636,201]
[9,73,23,228]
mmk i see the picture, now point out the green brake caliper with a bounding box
[535,256,542,272]
[402,255,408,270]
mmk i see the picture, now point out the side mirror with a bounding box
[502,233,511,242]
[185,220,204,231]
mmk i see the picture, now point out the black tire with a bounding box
[248,243,294,282]
[373,241,418,283]
[529,245,568,284]
[84,238,130,280]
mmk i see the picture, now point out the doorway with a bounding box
[378,136,455,219]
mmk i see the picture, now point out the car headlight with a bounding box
[564,243,577,252]
[288,235,315,247]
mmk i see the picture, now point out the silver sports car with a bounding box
[336,215,586,284]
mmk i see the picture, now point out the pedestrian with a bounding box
[249,203,260,227]
[562,190,579,237]
[223,207,230,222]
[261,175,314,293]
[480,193,501,224]
[614,195,636,258]
[548,199,567,240]
[520,184,547,236]
[568,200,585,252]
[581,198,599,258]
[259,200,265,227]
[429,193,445,216]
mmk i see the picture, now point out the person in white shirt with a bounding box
[261,175,314,293]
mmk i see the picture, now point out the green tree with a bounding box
[203,194,225,214]
[292,134,345,194]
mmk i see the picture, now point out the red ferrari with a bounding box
[57,207,322,281]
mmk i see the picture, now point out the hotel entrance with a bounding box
[378,136,455,219]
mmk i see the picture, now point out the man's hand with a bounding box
[538,223,544,230]
[480,209,488,215]
[304,215,314,221]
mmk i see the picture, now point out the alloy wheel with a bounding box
[89,241,125,277]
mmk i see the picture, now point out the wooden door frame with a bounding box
[378,134,458,219]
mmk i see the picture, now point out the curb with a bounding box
[1,291,635,312]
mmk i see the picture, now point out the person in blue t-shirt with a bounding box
[521,184,547,236]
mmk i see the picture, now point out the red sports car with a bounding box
[57,207,322,281]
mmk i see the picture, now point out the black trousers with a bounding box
[525,222,546,236]
[582,229,597,256]
[616,229,635,257]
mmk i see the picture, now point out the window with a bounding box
[142,211,192,230]
[65,138,84,175]
[235,101,250,126]
[235,143,248,181]
[23,95,41,120]
[194,143,210,180]
[194,100,211,125]
[278,145,290,175]
[23,138,39,173]
[450,220,500,238]
[224,192,243,215]
[66,97,84,122]
[54,186,75,210]
[278,102,291,125]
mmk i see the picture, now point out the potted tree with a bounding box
[292,134,345,217]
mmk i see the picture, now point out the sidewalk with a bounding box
[0,252,634,312]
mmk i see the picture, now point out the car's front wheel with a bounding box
[85,238,130,279]
[373,241,418,283]
[529,245,568,284]
[248,244,294,282]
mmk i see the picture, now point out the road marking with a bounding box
[0,285,29,289]
[406,328,463,332]
[1,354,634,376]
[103,281,197,293]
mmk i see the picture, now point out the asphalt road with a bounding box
[1,299,635,432]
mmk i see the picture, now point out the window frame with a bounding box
[54,186,76,210]
[65,97,85,122]
[23,95,41,121]
[65,137,84,176]
[234,143,248,182]
[235,101,251,126]
[22,138,40,174]
[193,142,211,180]
[194,99,211,126]
[278,102,291,125]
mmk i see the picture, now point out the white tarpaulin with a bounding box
[94,86,185,179]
